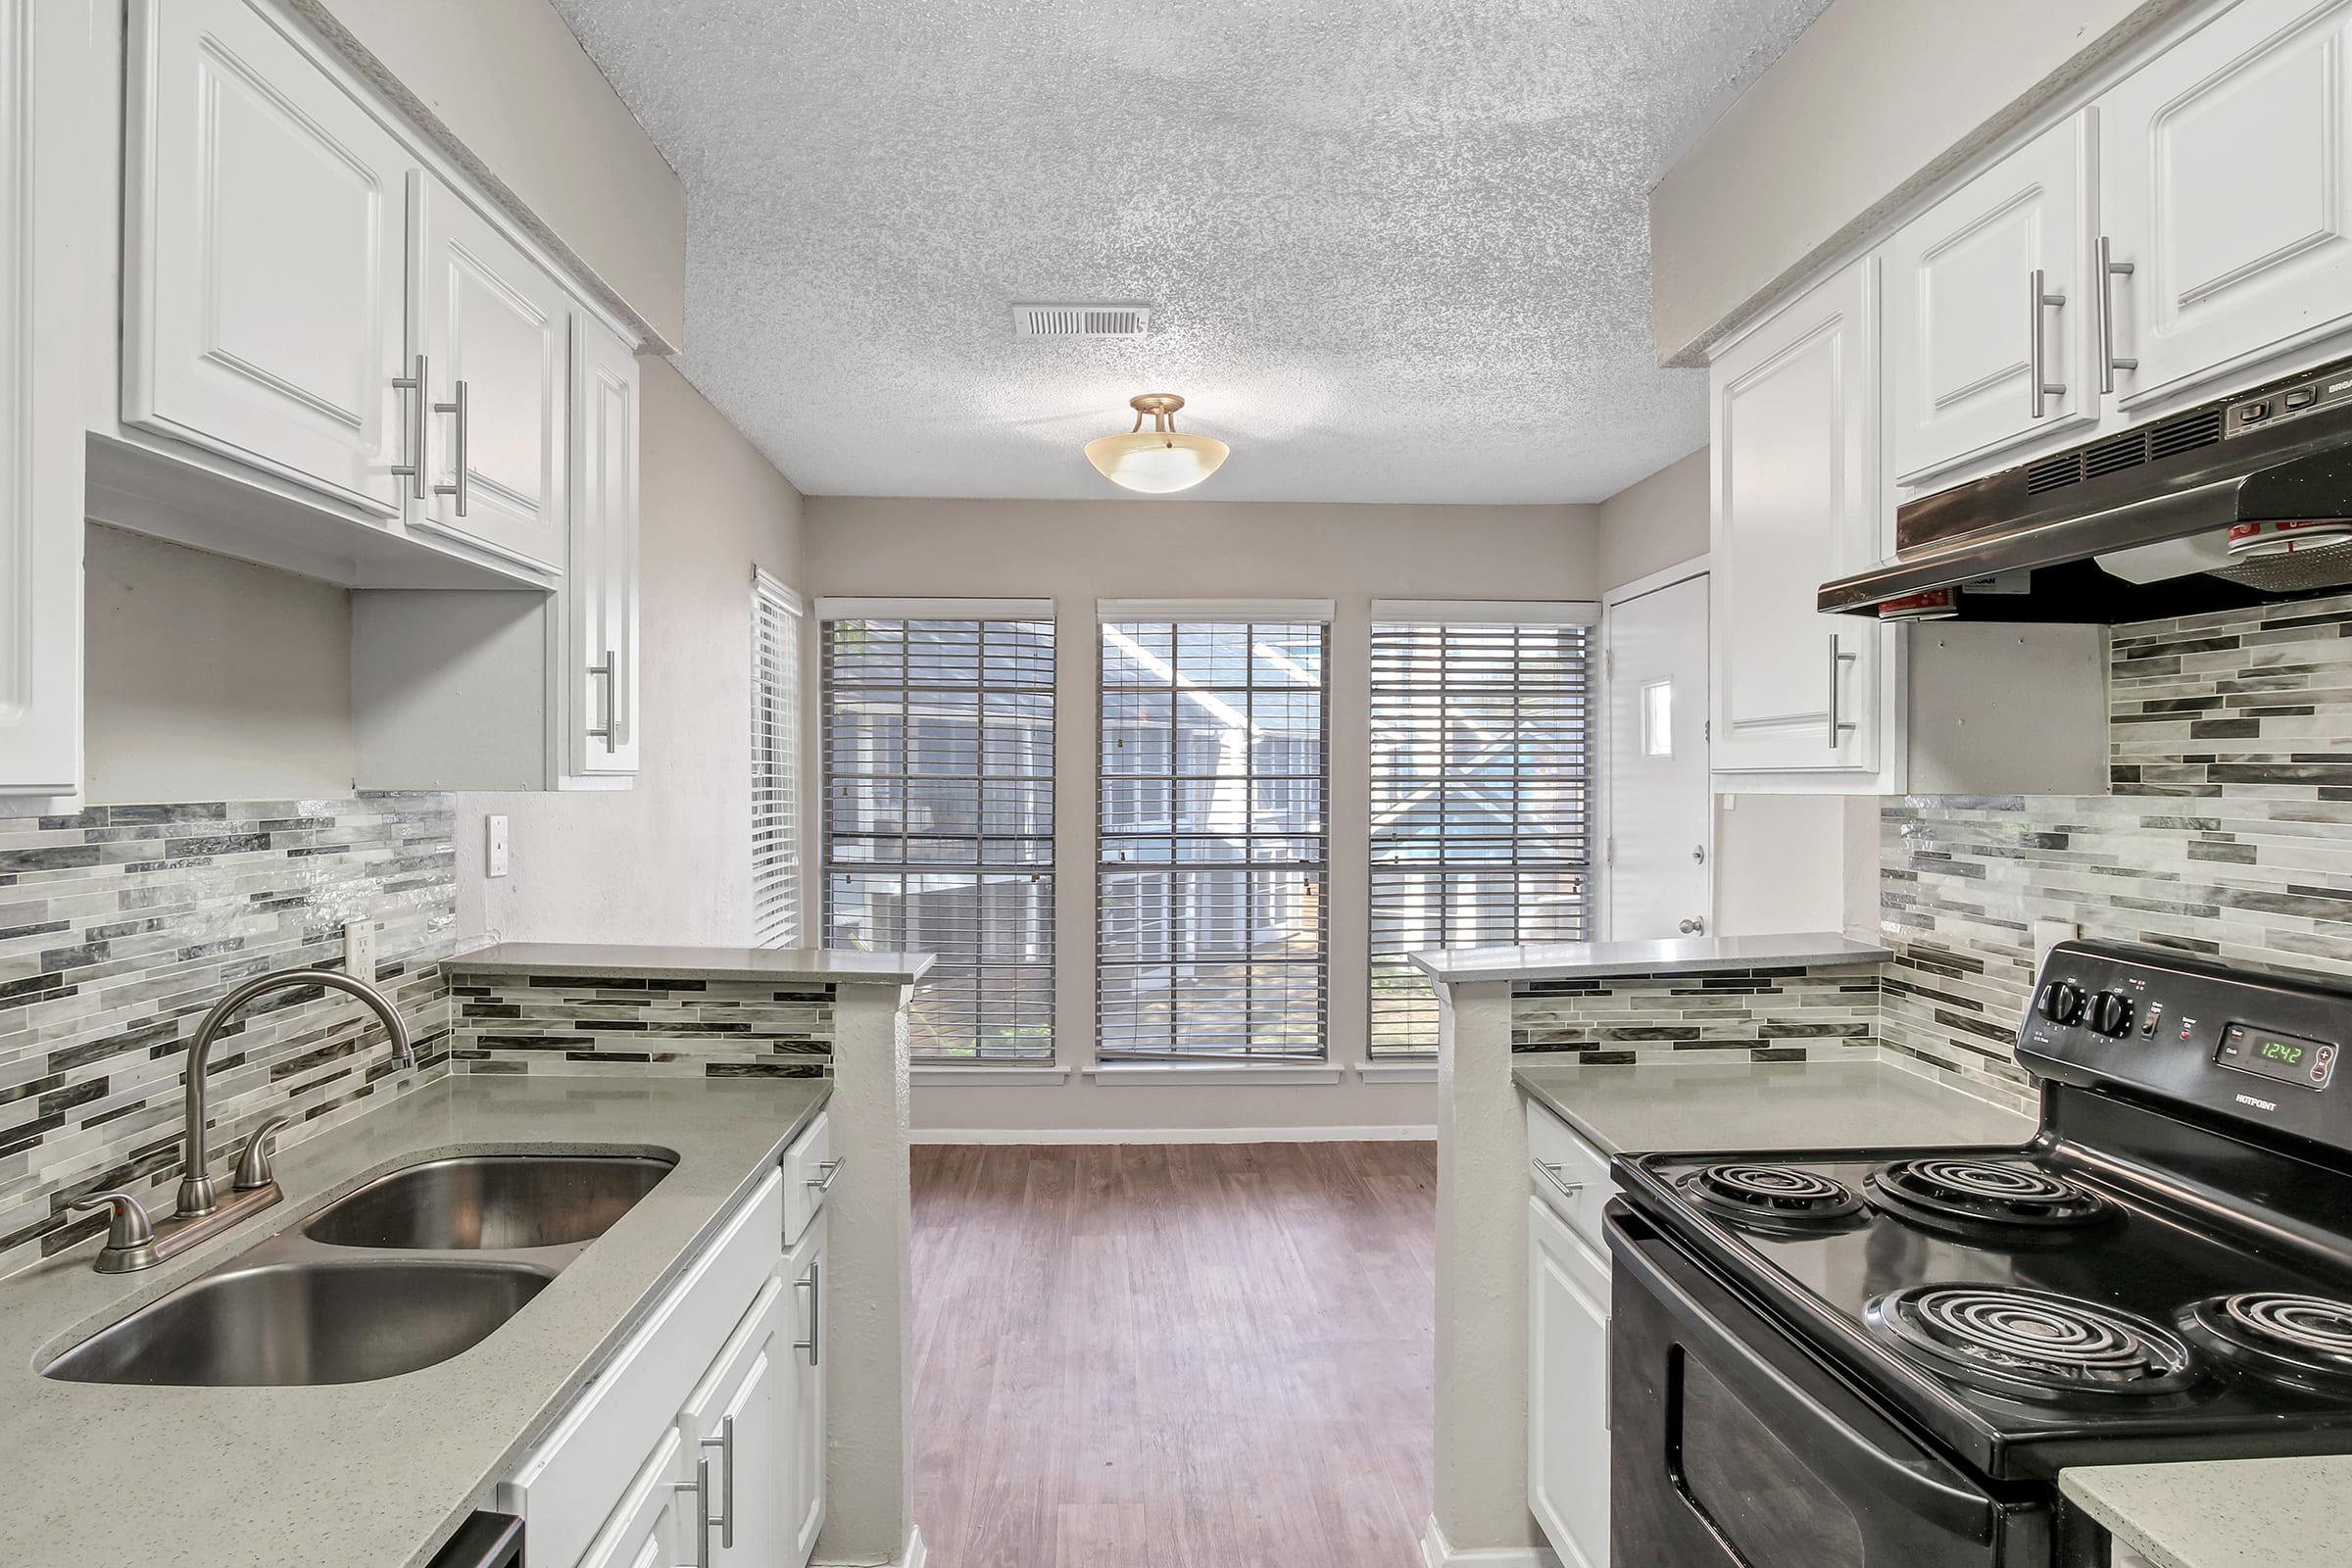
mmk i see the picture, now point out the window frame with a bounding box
[1095,599,1336,1065]
[1367,601,1599,1057]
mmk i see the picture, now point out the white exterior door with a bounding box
[2102,0,2352,408]
[122,0,413,517]
[568,315,642,778]
[1886,111,2098,483]
[1528,1198,1610,1568]
[680,1277,792,1568]
[1709,259,1886,776]
[415,174,569,573]
[786,1217,829,1564]
[1606,573,1711,941]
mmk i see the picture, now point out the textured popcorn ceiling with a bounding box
[551,0,1832,503]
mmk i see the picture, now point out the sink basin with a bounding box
[42,1259,553,1386]
[305,1153,674,1250]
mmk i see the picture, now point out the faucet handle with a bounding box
[233,1113,295,1192]
[68,1191,159,1272]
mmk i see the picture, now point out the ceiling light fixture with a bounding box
[1084,393,1229,494]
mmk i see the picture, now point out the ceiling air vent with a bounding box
[1012,304,1152,338]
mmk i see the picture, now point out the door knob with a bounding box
[1679,918,1706,935]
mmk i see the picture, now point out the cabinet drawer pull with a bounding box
[1827,635,1859,750]
[2028,268,2067,418]
[2096,234,2137,395]
[1533,1159,1586,1200]
[587,651,618,746]
[807,1156,845,1194]
[792,1259,822,1366]
[389,354,427,500]
[432,377,470,516]
[672,1450,714,1568]
[698,1414,735,1548]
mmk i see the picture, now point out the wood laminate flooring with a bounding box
[910,1141,1439,1568]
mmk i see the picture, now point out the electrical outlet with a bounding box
[343,919,377,982]
[485,814,511,878]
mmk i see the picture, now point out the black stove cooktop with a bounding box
[1610,938,2352,1481]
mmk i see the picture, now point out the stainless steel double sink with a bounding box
[42,1152,674,1387]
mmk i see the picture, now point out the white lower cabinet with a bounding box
[1528,1198,1610,1568]
[504,1117,834,1568]
[1524,1098,1618,1568]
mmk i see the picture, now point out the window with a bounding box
[1369,607,1594,1054]
[752,570,804,948]
[1098,603,1331,1061]
[819,601,1055,1061]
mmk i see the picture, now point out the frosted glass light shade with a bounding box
[1084,430,1230,494]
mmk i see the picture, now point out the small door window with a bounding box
[1642,679,1674,758]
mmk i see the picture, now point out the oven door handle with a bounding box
[1612,1218,2000,1545]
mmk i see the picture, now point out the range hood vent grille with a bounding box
[2023,407,2225,498]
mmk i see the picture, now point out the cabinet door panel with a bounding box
[0,1,85,799]
[569,316,641,778]
[1529,1198,1609,1568]
[123,0,410,515]
[416,177,568,573]
[2103,0,2352,405]
[681,1277,792,1568]
[786,1217,829,1565]
[1887,112,2097,482]
[578,1429,684,1568]
[1709,259,1884,775]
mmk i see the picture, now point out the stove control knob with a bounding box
[2037,979,2087,1027]
[2087,991,2134,1038]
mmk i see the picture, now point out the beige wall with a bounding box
[1650,0,2194,366]
[83,524,355,803]
[294,0,687,351]
[807,496,1598,1135]
[453,359,807,947]
[1595,446,1706,591]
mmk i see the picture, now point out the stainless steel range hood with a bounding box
[1818,355,2352,623]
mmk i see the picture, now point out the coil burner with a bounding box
[1868,1285,2202,1403]
[1675,1163,1867,1235]
[1867,1157,2113,1240]
[2180,1293,2352,1391]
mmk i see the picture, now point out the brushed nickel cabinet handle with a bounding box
[2029,268,2067,418]
[1828,636,1860,750]
[793,1259,822,1365]
[2097,235,2138,395]
[808,1156,845,1194]
[1533,1159,1585,1200]
[432,378,469,516]
[672,1450,713,1568]
[698,1414,734,1548]
[587,651,617,746]
[389,354,427,499]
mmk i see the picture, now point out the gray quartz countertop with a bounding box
[1412,931,1891,985]
[454,940,935,986]
[2061,1456,2352,1568]
[1514,1056,2035,1155]
[0,1074,829,1568]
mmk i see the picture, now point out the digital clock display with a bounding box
[2216,1024,2337,1091]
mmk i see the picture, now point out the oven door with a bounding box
[1606,1205,2048,1568]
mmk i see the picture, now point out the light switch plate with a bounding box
[342,920,377,982]
[485,814,511,878]
[2033,918,2079,971]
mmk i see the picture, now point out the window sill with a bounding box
[1085,1062,1343,1087]
[911,1064,1070,1087]
[1355,1060,1438,1084]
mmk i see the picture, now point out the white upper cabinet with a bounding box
[1886,111,2099,483]
[0,2,89,802]
[1709,258,1887,777]
[415,177,570,575]
[122,0,412,518]
[2101,0,2352,409]
[568,316,642,779]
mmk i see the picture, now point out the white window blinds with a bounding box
[1369,611,1594,1054]
[752,570,805,948]
[1098,612,1329,1061]
[820,604,1056,1062]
